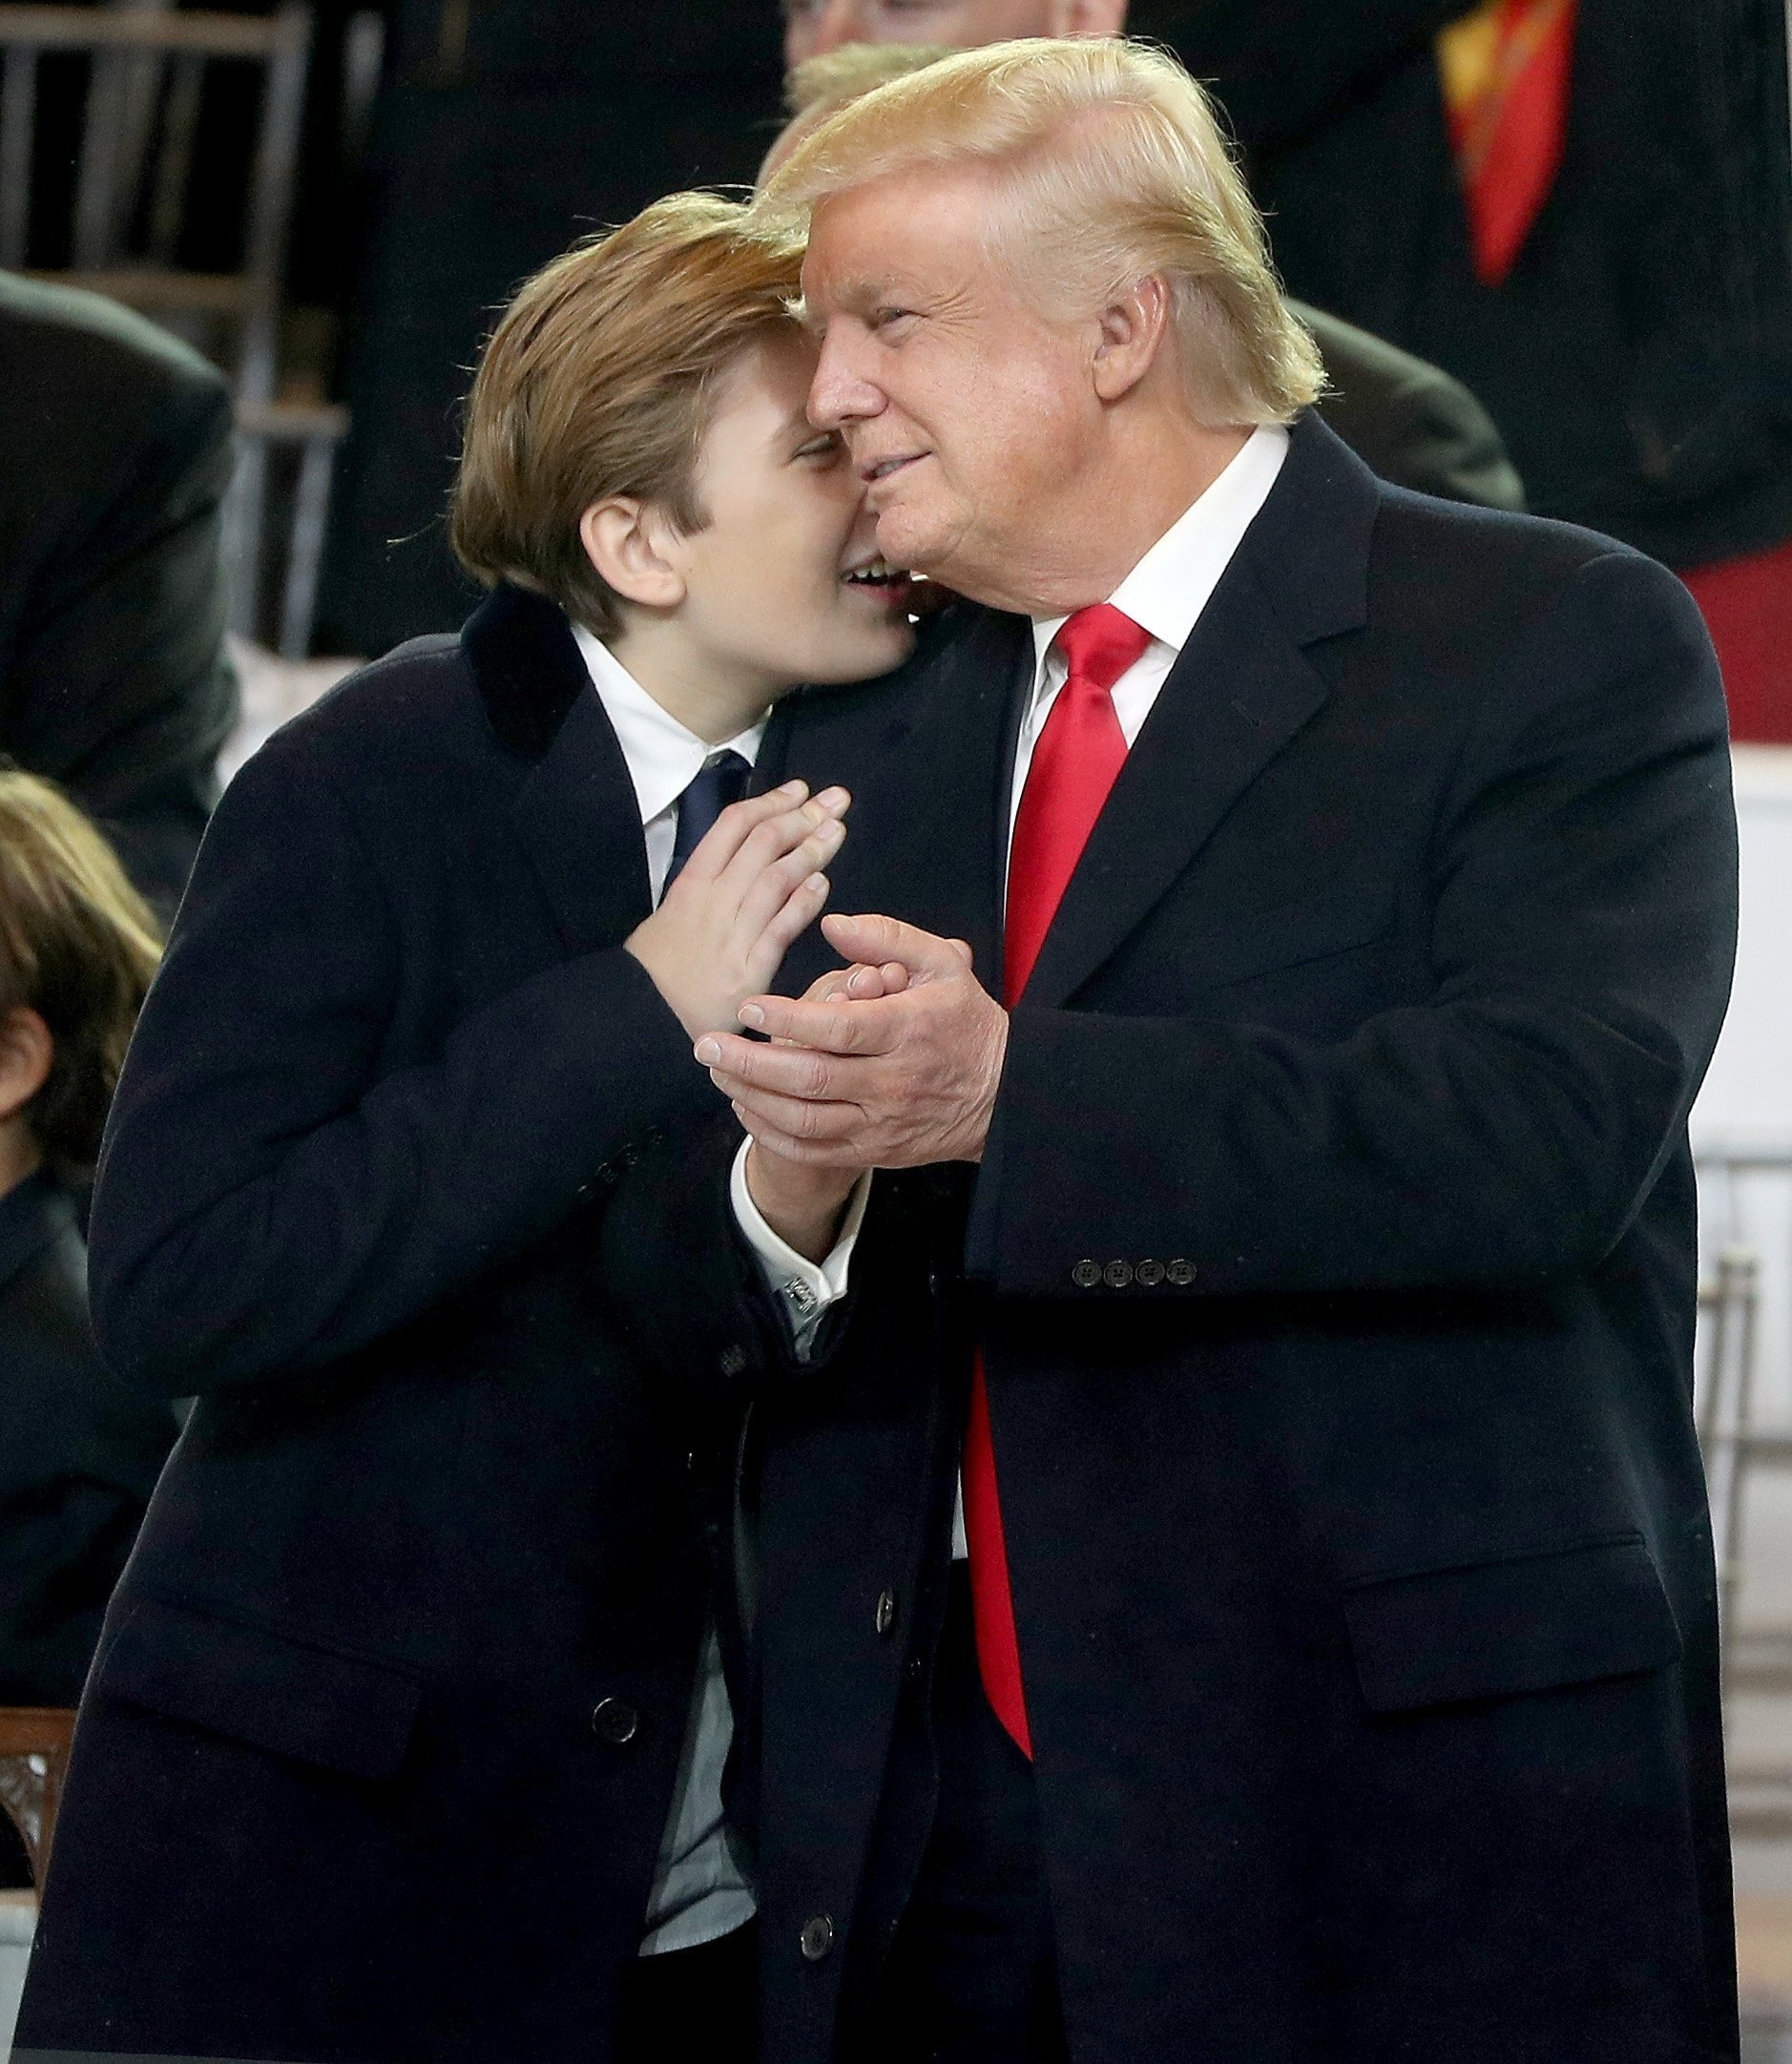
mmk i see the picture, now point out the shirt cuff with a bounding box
[729,1138,870,1358]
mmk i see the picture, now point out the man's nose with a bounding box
[786,1,871,63]
[809,335,884,429]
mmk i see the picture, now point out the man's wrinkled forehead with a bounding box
[797,165,997,316]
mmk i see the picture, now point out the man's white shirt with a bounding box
[731,424,1292,1560]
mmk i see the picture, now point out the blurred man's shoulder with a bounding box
[0,270,226,416]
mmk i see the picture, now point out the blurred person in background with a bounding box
[0,275,239,919]
[772,40,1527,511]
[318,0,784,655]
[783,0,1792,737]
[12,193,909,2064]
[0,772,173,1887]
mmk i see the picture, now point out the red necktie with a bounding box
[966,602,1152,1758]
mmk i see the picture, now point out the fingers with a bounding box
[679,782,847,886]
[694,1030,864,1098]
[733,813,847,943]
[751,867,832,973]
[802,962,910,1005]
[732,1109,862,1167]
[724,1083,862,1145]
[715,787,850,906]
[735,992,899,1056]
[821,912,969,979]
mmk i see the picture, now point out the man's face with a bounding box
[782,0,1120,69]
[802,166,1108,612]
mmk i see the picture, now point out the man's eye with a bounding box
[871,308,916,334]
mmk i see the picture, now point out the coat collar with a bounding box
[463,582,654,953]
[793,600,1029,997]
[1019,413,1381,1009]
[0,1171,74,1297]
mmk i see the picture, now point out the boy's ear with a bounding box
[579,497,688,611]
[0,1006,52,1122]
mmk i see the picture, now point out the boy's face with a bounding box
[673,329,917,695]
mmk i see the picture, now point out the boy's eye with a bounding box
[795,435,841,464]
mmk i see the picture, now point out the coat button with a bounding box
[719,1343,748,1378]
[1071,1259,1102,1288]
[800,1913,836,1961]
[1136,1258,1165,1287]
[874,1589,899,1637]
[1103,1259,1134,1288]
[591,1697,639,1746]
[1166,1259,1197,1286]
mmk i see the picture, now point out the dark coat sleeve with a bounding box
[0,1217,177,1707]
[975,551,1737,1299]
[0,309,238,917]
[87,728,719,1397]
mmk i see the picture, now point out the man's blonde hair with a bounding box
[451,193,807,637]
[759,37,1324,429]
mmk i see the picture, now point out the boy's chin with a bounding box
[802,624,918,686]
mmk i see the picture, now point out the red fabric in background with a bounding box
[1470,0,1578,285]
[1680,539,1792,744]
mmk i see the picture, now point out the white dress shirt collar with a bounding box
[571,623,766,828]
[1028,423,1291,687]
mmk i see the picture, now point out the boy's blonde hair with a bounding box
[0,770,162,1183]
[450,193,807,637]
[759,37,1324,430]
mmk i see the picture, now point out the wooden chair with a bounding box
[0,3,351,655]
[0,1708,76,1887]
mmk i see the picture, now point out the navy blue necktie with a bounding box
[662,750,752,897]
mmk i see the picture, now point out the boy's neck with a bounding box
[606,617,778,748]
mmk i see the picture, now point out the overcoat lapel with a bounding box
[463,584,652,954]
[844,604,1031,990]
[1020,562,1329,1010]
[1021,417,1380,1011]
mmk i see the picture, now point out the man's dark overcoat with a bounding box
[13,589,739,2064]
[605,418,1741,2064]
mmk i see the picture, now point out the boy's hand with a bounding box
[740,958,909,1261]
[626,782,849,1038]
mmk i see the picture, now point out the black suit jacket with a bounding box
[606,418,1740,2064]
[1135,0,1792,567]
[0,1173,175,1712]
[15,590,740,2064]
[0,273,238,915]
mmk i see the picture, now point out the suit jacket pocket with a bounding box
[1343,1534,1681,1714]
[1196,882,1395,992]
[94,1595,423,1778]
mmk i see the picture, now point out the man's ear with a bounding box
[0,1006,52,1122]
[1056,0,1130,33]
[1091,273,1175,404]
[579,497,689,612]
